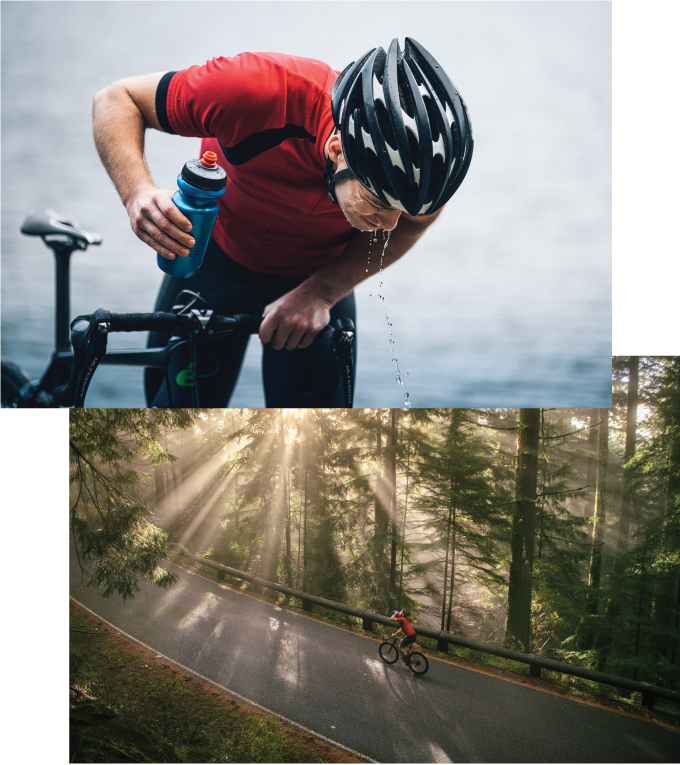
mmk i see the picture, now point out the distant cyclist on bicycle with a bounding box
[391,608,417,662]
[92,38,472,406]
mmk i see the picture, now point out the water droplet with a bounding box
[367,230,411,406]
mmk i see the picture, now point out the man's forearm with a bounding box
[298,211,442,308]
[92,81,155,207]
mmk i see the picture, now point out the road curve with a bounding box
[69,556,679,763]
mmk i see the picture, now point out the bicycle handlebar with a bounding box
[51,308,353,408]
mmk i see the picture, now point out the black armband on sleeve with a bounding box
[155,71,177,134]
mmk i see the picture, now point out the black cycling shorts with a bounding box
[400,633,416,649]
[144,238,357,407]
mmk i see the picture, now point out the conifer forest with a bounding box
[70,357,680,693]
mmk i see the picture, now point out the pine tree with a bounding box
[418,410,506,636]
[505,409,541,652]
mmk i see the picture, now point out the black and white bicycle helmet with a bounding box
[329,37,473,217]
[329,37,473,215]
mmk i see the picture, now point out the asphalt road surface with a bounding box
[69,557,679,763]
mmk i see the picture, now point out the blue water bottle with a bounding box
[157,150,227,279]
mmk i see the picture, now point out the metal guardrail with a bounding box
[175,544,680,711]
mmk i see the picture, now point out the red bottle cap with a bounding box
[200,151,218,169]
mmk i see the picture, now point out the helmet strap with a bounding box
[323,156,356,205]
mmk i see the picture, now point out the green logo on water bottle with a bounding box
[176,362,195,387]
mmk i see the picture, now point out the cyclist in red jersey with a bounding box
[391,608,417,662]
[92,39,473,406]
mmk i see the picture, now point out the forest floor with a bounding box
[70,600,368,763]
[171,552,680,736]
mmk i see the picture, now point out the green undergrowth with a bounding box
[69,605,353,763]
[175,553,680,722]
[416,637,680,719]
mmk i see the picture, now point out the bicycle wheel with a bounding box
[407,651,429,675]
[379,641,400,664]
[1,361,34,407]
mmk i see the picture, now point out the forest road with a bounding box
[69,557,679,763]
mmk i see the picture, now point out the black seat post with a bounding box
[20,209,102,353]
[51,242,77,352]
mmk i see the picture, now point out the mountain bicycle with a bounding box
[379,635,429,675]
[1,209,355,408]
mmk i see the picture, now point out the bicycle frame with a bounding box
[10,210,355,408]
[38,241,223,406]
[383,635,416,654]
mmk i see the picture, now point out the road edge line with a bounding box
[69,596,378,763]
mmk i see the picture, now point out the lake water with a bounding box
[1,1,611,408]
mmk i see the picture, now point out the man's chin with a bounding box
[358,221,380,232]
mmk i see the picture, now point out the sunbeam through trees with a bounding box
[69,358,680,693]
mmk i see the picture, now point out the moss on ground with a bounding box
[70,701,184,763]
[69,602,366,763]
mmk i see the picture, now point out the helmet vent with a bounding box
[385,142,406,174]
[445,101,456,129]
[361,126,378,156]
[406,130,420,164]
[401,109,419,142]
[372,75,386,107]
[432,134,445,162]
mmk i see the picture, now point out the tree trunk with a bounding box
[505,409,541,653]
[283,436,291,562]
[303,466,309,569]
[399,438,411,597]
[587,409,609,620]
[446,498,457,633]
[373,411,389,570]
[303,418,309,586]
[616,357,639,561]
[389,409,398,588]
[583,409,599,521]
[598,359,638,669]
[441,501,452,631]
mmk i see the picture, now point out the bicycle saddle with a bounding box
[21,209,101,247]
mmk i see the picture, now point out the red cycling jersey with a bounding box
[156,52,355,276]
[397,616,416,636]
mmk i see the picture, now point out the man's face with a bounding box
[325,131,402,232]
[334,176,402,232]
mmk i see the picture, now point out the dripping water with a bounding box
[367,229,411,408]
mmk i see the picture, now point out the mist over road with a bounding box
[70,557,679,762]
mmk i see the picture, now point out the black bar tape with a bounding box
[232,314,264,334]
[108,312,191,332]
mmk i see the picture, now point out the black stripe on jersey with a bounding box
[218,125,316,166]
[156,71,178,134]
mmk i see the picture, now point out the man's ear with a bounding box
[327,133,344,164]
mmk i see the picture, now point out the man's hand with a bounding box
[127,185,196,261]
[260,287,332,351]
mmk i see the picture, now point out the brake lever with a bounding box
[331,318,355,407]
[52,309,112,407]
[72,310,111,407]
